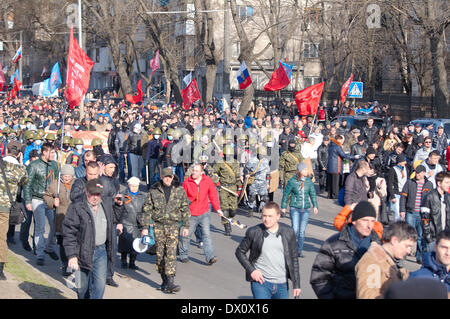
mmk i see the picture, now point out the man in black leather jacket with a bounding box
[421,171,450,252]
[317,136,330,193]
[235,202,301,299]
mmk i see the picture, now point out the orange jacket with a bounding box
[334,205,383,239]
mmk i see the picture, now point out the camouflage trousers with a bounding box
[154,222,180,276]
[0,212,8,263]
[219,186,238,210]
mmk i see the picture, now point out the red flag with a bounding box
[150,50,160,74]
[295,82,325,116]
[181,79,201,110]
[125,79,143,104]
[340,74,354,104]
[264,62,290,91]
[0,61,5,92]
[66,28,95,109]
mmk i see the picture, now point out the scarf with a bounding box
[347,224,372,257]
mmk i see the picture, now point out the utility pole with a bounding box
[19,30,22,83]
[78,0,85,118]
[223,0,231,106]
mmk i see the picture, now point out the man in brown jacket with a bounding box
[355,221,417,299]
[44,164,75,277]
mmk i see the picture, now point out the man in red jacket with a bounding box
[180,163,224,264]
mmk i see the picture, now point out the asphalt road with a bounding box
[7,186,421,299]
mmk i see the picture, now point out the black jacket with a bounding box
[62,197,122,271]
[421,189,450,243]
[235,223,300,289]
[350,142,367,157]
[363,126,378,144]
[317,144,329,170]
[400,178,433,213]
[387,165,408,200]
[124,132,141,155]
[310,225,381,299]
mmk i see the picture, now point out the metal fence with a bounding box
[231,90,436,123]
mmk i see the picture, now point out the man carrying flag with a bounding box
[264,61,290,91]
[181,78,202,111]
[237,61,252,90]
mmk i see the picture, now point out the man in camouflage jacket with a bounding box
[0,141,28,280]
[140,167,190,294]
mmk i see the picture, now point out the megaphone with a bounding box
[133,235,153,253]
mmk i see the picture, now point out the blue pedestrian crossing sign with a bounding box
[348,82,363,98]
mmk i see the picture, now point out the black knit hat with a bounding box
[352,201,376,221]
[366,147,376,155]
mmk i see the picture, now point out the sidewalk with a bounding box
[1,247,164,299]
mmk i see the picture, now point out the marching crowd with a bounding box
[0,91,448,299]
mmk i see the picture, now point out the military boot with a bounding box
[129,254,139,270]
[159,273,168,291]
[164,275,181,293]
[0,263,6,280]
[224,223,231,236]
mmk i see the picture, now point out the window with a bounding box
[232,42,240,59]
[303,43,320,58]
[237,5,254,21]
[303,76,321,88]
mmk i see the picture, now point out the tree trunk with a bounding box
[430,32,449,118]
[204,63,217,103]
[110,43,132,96]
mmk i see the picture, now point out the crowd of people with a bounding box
[0,90,448,299]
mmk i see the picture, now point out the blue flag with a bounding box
[279,61,293,80]
[48,62,62,94]
[10,69,18,84]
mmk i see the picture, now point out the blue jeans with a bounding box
[175,164,185,184]
[76,244,108,299]
[290,208,310,254]
[251,281,289,299]
[390,194,401,221]
[179,212,214,262]
[32,199,56,259]
[148,158,159,186]
[405,212,423,262]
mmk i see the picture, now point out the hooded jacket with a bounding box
[183,174,220,216]
[410,251,450,292]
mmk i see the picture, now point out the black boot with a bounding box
[224,223,231,236]
[159,273,168,291]
[121,253,128,269]
[129,254,139,270]
[164,275,180,293]
[0,263,6,280]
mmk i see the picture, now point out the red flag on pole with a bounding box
[340,74,354,104]
[295,82,325,116]
[264,62,290,91]
[66,27,95,109]
[181,79,201,110]
[0,61,5,92]
[125,79,143,104]
[150,50,160,74]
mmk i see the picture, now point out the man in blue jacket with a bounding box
[410,229,450,293]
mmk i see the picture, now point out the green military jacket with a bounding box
[23,157,59,204]
[0,157,28,213]
[213,160,240,186]
[140,180,190,228]
[279,150,303,180]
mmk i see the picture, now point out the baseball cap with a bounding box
[161,167,174,177]
[86,179,104,195]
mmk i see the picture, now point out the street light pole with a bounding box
[223,0,231,106]
[19,30,22,82]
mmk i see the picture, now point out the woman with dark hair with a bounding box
[374,127,385,148]
[280,162,318,257]
[384,130,402,153]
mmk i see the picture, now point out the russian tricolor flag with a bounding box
[12,46,22,64]
[237,61,252,90]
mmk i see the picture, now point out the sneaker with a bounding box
[44,250,59,261]
[198,241,204,248]
[208,257,218,265]
[298,252,305,258]
[37,258,45,266]
[22,242,32,252]
[180,258,190,263]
